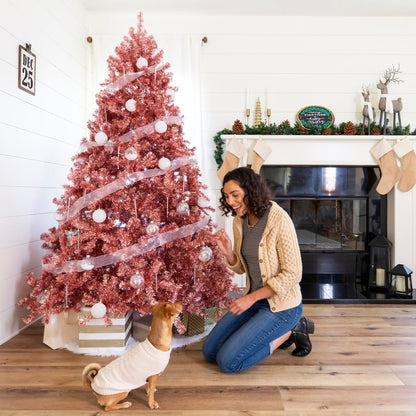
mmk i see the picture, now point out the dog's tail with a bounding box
[82,363,101,391]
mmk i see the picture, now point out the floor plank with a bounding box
[1,304,416,415]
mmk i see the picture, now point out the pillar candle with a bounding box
[396,276,406,292]
[376,268,385,286]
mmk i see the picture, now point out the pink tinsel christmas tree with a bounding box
[19,15,235,328]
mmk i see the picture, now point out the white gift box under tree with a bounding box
[78,308,133,354]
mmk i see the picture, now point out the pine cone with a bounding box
[343,121,356,135]
[322,127,332,135]
[276,120,290,134]
[371,127,381,135]
[232,119,244,134]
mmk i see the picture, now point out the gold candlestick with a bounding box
[245,108,250,125]
[267,108,271,125]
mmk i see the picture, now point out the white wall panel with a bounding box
[0,243,45,285]
[0,0,88,344]
[0,123,76,164]
[0,188,59,217]
[0,214,54,249]
[0,91,83,146]
[0,156,70,188]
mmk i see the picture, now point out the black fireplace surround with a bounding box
[260,165,412,302]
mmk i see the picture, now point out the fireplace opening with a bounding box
[261,166,386,300]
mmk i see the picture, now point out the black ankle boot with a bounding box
[278,333,294,349]
[291,317,315,357]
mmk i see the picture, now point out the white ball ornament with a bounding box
[125,99,136,112]
[80,255,94,271]
[136,56,148,69]
[199,246,213,262]
[158,157,171,170]
[155,120,167,133]
[124,177,135,187]
[130,273,144,289]
[177,200,189,214]
[94,131,108,145]
[54,212,66,222]
[91,302,107,318]
[92,208,106,223]
[125,147,138,160]
[146,222,159,236]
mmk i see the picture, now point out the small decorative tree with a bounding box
[19,14,235,328]
[254,98,262,126]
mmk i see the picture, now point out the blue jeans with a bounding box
[202,300,303,373]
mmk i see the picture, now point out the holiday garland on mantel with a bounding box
[213,120,416,169]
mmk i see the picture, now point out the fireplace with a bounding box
[261,165,386,300]
[221,134,416,302]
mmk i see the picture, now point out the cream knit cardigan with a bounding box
[226,201,303,312]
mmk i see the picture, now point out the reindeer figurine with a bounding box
[361,86,374,135]
[376,64,403,134]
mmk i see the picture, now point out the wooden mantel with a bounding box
[220,135,415,167]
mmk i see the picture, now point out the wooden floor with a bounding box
[1,304,416,415]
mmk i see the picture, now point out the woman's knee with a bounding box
[216,350,241,373]
[202,339,217,363]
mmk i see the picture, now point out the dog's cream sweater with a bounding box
[91,338,171,395]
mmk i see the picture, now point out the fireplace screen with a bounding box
[261,165,385,251]
[277,199,366,251]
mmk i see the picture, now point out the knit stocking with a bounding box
[251,140,272,174]
[370,138,401,195]
[394,137,416,192]
[217,139,246,182]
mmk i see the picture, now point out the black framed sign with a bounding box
[18,44,36,95]
[296,105,334,129]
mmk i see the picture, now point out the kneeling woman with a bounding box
[203,167,314,373]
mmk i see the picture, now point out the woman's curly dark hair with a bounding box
[219,167,271,217]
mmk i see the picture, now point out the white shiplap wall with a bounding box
[89,14,416,231]
[0,0,88,344]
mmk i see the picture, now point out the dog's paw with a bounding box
[148,400,160,409]
[104,401,131,411]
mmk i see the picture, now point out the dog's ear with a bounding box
[164,303,181,319]
[174,302,183,314]
[149,302,159,314]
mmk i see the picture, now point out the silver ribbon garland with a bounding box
[43,216,209,274]
[57,156,190,224]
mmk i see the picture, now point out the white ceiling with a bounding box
[82,0,416,16]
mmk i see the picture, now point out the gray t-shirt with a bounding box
[241,204,271,293]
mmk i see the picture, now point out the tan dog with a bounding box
[82,302,182,411]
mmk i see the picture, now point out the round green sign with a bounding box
[296,106,335,129]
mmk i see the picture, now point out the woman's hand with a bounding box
[215,229,236,265]
[229,294,256,315]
